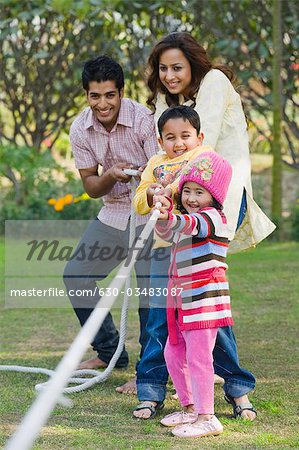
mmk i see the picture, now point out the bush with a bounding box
[291,200,299,241]
[0,144,101,233]
[0,178,102,233]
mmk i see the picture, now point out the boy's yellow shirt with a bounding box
[133,144,213,248]
[133,145,213,215]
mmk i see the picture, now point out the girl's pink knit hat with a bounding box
[178,151,232,206]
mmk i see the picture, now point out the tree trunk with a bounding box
[271,0,283,237]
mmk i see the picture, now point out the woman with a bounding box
[133,32,275,421]
[148,32,275,248]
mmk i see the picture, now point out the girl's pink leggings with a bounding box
[164,322,218,414]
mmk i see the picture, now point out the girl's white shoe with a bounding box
[171,415,223,438]
[160,411,198,427]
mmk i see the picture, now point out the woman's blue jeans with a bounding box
[137,192,255,402]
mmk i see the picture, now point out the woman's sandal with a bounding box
[133,401,164,419]
[224,394,257,420]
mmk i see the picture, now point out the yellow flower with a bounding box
[54,198,65,211]
[80,193,90,201]
[64,194,73,205]
[48,191,91,211]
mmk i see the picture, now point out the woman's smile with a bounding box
[159,48,192,96]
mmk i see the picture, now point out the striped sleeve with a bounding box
[188,209,226,239]
[155,213,177,241]
[172,214,198,235]
[158,212,209,237]
[194,213,214,238]
[199,209,228,239]
[156,209,226,240]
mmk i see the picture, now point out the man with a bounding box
[63,55,158,392]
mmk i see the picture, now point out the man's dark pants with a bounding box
[63,219,152,368]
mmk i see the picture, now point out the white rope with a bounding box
[0,251,133,395]
[4,209,160,450]
[0,176,138,395]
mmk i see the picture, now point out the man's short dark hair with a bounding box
[82,55,124,92]
[158,105,201,137]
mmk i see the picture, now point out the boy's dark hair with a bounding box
[82,55,124,92]
[176,191,223,213]
[158,106,201,138]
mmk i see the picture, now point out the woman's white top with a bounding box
[154,69,275,252]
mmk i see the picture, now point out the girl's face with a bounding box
[159,48,192,97]
[181,181,213,214]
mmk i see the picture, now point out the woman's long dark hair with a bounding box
[147,32,234,110]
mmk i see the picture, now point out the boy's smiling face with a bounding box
[158,118,203,159]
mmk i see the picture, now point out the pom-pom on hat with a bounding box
[178,151,232,206]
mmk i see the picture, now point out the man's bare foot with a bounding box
[78,356,107,370]
[115,377,137,395]
[233,395,257,420]
[214,374,225,384]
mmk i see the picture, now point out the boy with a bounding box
[134,105,208,215]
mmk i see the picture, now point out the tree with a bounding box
[0,0,192,150]
[1,0,297,163]
[271,0,282,229]
[0,0,119,151]
[87,0,194,102]
[189,0,298,168]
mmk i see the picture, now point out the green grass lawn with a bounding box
[0,239,299,449]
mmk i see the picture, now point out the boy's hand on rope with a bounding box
[164,186,173,198]
[146,183,164,207]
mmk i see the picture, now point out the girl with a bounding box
[153,151,233,437]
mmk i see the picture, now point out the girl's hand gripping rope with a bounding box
[153,193,172,220]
